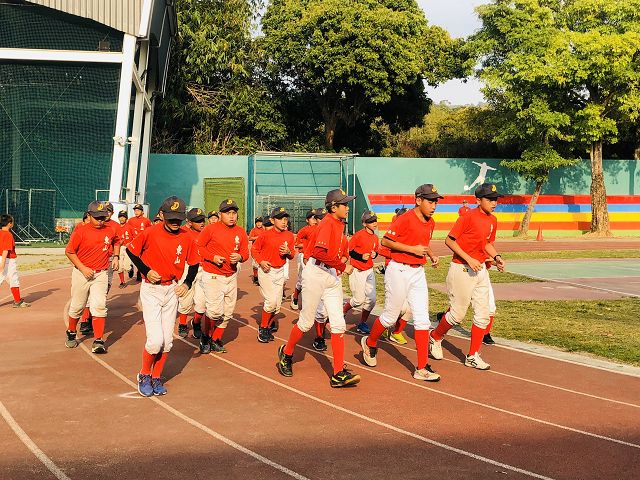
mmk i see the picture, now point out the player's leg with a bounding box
[358,268,376,333]
[66,268,91,348]
[6,258,28,307]
[258,266,277,342]
[311,300,328,351]
[346,268,371,334]
[88,270,109,353]
[138,282,164,397]
[210,273,237,352]
[191,271,205,339]
[176,282,195,338]
[484,280,496,345]
[291,253,304,310]
[200,273,224,354]
[466,268,491,370]
[152,284,179,395]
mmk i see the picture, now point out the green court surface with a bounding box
[507,260,640,280]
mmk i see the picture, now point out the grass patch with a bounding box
[16,255,69,272]
[500,249,640,260]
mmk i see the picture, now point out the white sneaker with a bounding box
[360,335,377,367]
[429,335,443,360]
[465,353,490,370]
[413,366,441,382]
[290,294,299,310]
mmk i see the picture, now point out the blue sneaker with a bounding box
[356,322,371,334]
[137,373,153,397]
[152,377,167,396]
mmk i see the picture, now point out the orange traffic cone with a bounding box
[536,225,544,241]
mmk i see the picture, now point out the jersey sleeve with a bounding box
[448,213,469,240]
[196,226,214,262]
[127,227,148,257]
[0,232,11,253]
[65,227,83,254]
[238,230,250,262]
[488,216,497,243]
[285,231,296,259]
[313,221,332,251]
[186,236,201,266]
[383,212,407,242]
[251,232,266,263]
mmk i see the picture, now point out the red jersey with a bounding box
[126,215,152,238]
[449,206,497,265]
[127,223,200,283]
[118,223,132,246]
[383,208,434,266]
[66,223,120,271]
[458,206,471,216]
[248,227,265,242]
[296,224,315,253]
[197,222,249,276]
[0,230,17,259]
[348,228,379,271]
[251,228,295,268]
[307,215,349,273]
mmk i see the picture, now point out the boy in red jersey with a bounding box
[177,208,206,338]
[276,189,360,388]
[343,210,379,334]
[290,209,318,310]
[360,184,442,382]
[196,198,249,354]
[127,196,200,396]
[207,210,219,225]
[127,203,152,281]
[429,183,505,371]
[116,210,131,288]
[248,216,264,285]
[64,201,120,353]
[458,200,471,216]
[252,207,295,343]
[0,214,30,307]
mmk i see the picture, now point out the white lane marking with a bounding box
[517,273,639,298]
[0,400,71,480]
[61,303,309,480]
[176,337,556,480]
[118,392,146,399]
[0,273,69,303]
[230,317,640,450]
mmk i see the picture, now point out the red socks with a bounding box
[468,324,485,356]
[152,352,168,378]
[10,287,21,302]
[393,318,407,335]
[68,316,79,332]
[178,313,188,325]
[486,315,494,334]
[360,309,371,323]
[203,316,211,336]
[431,313,453,341]
[293,288,300,300]
[252,267,258,278]
[193,312,203,324]
[415,330,429,370]
[366,318,386,347]
[141,350,155,375]
[284,324,304,356]
[81,307,91,322]
[92,317,105,339]
[260,310,273,328]
[343,302,352,314]
[118,272,125,283]
[331,333,345,374]
[212,327,224,341]
[314,320,325,338]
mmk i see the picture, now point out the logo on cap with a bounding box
[227,199,233,204]
[432,186,438,192]
[170,201,180,211]
[280,207,285,212]
[97,203,104,211]
[197,208,202,215]
[491,185,497,192]
[340,189,346,195]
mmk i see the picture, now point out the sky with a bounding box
[418,0,490,105]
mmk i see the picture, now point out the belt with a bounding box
[310,258,331,270]
[143,279,175,286]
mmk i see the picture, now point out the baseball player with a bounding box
[64,201,120,353]
[252,207,295,343]
[276,188,360,388]
[196,198,249,354]
[127,203,152,281]
[207,210,219,225]
[0,214,30,307]
[177,208,206,338]
[429,183,505,370]
[291,209,319,310]
[248,216,265,285]
[116,210,131,288]
[343,210,379,334]
[458,200,471,216]
[360,184,443,382]
[376,243,411,345]
[127,196,200,396]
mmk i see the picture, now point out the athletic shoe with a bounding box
[199,335,211,354]
[360,335,377,367]
[436,311,445,323]
[330,367,361,388]
[483,333,495,345]
[389,332,408,345]
[91,339,107,354]
[465,353,490,370]
[269,319,279,333]
[252,276,259,286]
[277,345,293,377]
[12,299,30,308]
[118,282,127,289]
[136,272,142,282]
[312,336,327,351]
[381,329,390,340]
[65,330,78,348]
[152,377,167,396]
[79,318,93,335]
[178,324,189,338]
[356,322,371,334]
[128,268,134,279]
[211,339,227,353]
[137,373,153,397]
[192,320,202,339]
[258,327,271,343]
[413,365,441,382]
[429,335,443,360]
[290,294,299,310]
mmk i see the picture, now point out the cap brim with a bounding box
[478,193,504,199]
[272,213,290,219]
[420,193,445,200]
[189,215,206,223]
[219,206,239,213]
[89,212,108,218]
[162,211,186,220]
[364,217,378,223]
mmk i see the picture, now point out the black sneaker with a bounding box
[178,324,188,338]
[276,345,293,377]
[79,318,93,335]
[118,282,127,289]
[65,330,78,348]
[269,319,279,333]
[91,339,107,354]
[436,311,445,323]
[330,367,361,388]
[312,336,327,351]
[483,333,495,345]
[128,268,134,279]
[199,335,211,354]
[211,339,227,353]
[258,327,271,343]
[136,272,142,282]
[192,320,202,339]
[252,276,259,286]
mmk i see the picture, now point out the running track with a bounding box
[1,259,639,480]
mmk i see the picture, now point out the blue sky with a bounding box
[418,0,490,105]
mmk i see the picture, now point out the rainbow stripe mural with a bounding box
[368,194,640,232]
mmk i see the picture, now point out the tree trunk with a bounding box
[517,179,544,237]
[589,140,612,236]
[323,112,337,151]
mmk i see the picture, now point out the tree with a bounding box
[473,0,640,236]
[261,0,461,150]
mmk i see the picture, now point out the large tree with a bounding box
[261,0,462,150]
[473,0,640,236]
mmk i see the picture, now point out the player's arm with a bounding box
[182,263,200,289]
[251,234,265,264]
[380,237,427,257]
[484,242,505,272]
[424,245,439,268]
[0,249,8,270]
[444,236,482,271]
[196,227,218,264]
[125,248,151,277]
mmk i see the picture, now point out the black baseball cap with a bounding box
[314,207,327,220]
[105,201,114,213]
[159,196,187,221]
[263,218,273,227]
[117,210,128,218]
[187,207,205,222]
[133,203,144,211]
[207,210,219,219]
[361,209,377,223]
[305,209,315,219]
[395,207,408,216]
[475,183,504,200]
[154,214,162,222]
[270,207,290,219]
[87,201,109,218]
[325,188,356,206]
[219,198,239,212]
[254,216,263,224]
[415,184,444,200]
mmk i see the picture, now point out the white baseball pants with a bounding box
[200,272,238,328]
[295,253,305,290]
[140,281,178,354]
[177,265,204,315]
[444,262,491,329]
[0,258,19,287]
[297,259,346,334]
[348,267,376,312]
[379,260,429,331]
[69,268,108,318]
[258,265,286,313]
